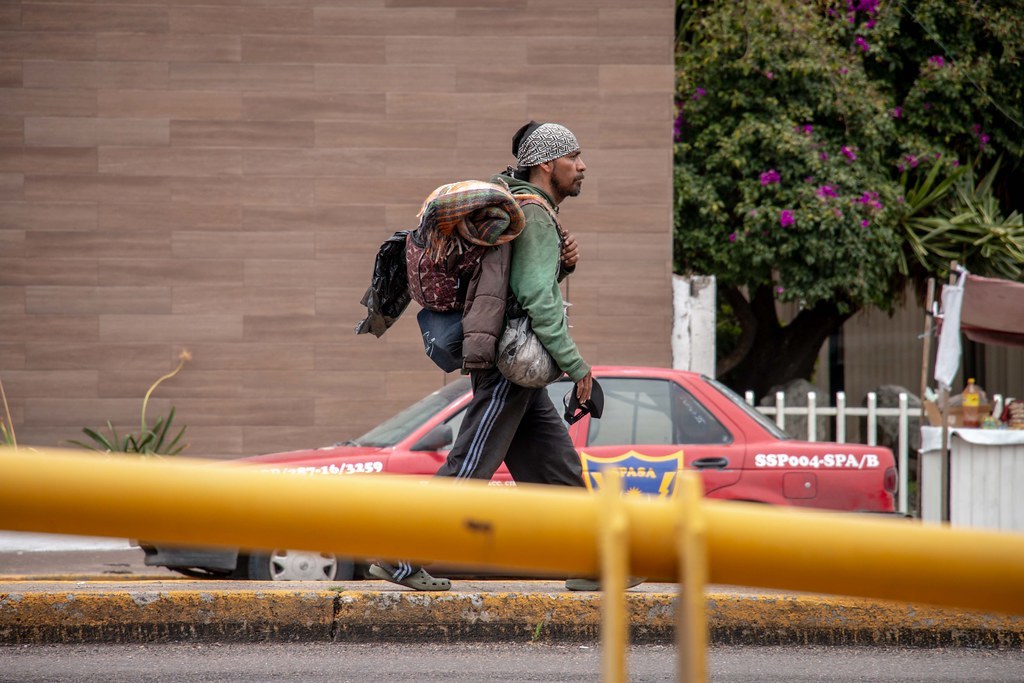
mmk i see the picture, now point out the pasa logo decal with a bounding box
[580,450,685,497]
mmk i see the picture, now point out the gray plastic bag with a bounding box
[496,316,562,388]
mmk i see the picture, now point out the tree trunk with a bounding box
[719,284,856,399]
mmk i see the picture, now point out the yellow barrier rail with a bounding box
[2,447,1023,614]
[3,446,1024,682]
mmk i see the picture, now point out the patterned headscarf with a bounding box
[514,123,580,167]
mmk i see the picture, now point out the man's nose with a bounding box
[577,157,587,172]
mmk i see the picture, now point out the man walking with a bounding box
[369,122,601,591]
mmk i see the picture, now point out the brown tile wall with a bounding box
[0,0,675,458]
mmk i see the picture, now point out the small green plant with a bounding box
[1,375,16,448]
[69,350,192,456]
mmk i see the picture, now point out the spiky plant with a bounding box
[69,350,192,456]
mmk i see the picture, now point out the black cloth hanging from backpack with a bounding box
[355,230,412,338]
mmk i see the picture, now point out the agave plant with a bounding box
[69,350,191,457]
[69,407,187,456]
[899,159,1024,281]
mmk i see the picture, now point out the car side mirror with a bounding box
[411,423,453,452]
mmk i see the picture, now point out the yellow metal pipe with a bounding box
[677,472,708,683]
[599,469,628,683]
[0,448,601,576]
[2,447,1024,616]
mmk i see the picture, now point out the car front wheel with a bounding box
[244,550,354,581]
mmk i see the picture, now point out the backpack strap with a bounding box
[515,194,566,248]
[512,193,573,301]
[515,194,561,230]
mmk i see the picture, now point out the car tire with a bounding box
[244,550,355,581]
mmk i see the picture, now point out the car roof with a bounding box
[590,366,704,381]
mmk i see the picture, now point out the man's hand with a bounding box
[575,370,593,405]
[561,231,579,268]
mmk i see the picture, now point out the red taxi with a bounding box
[140,366,897,580]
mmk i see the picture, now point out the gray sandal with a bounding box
[368,563,451,591]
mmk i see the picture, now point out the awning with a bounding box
[960,274,1024,349]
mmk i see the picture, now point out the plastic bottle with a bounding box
[962,378,981,428]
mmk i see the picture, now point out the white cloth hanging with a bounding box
[934,268,968,391]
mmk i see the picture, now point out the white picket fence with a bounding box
[746,389,1006,516]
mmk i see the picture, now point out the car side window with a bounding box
[585,378,672,445]
[584,378,732,447]
[545,380,575,426]
[671,382,732,445]
[441,410,467,450]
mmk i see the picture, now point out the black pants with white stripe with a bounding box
[381,368,584,583]
[435,367,585,485]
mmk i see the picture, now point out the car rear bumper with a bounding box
[140,543,239,572]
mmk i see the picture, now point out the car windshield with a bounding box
[354,378,470,447]
[704,376,791,440]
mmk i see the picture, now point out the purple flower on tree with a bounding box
[928,55,945,68]
[861,219,871,229]
[728,232,737,243]
[817,185,838,199]
[849,0,880,13]
[841,146,858,161]
[858,191,883,211]
[760,169,781,186]
[969,123,991,149]
[692,87,706,101]
[855,36,870,52]
[779,210,795,228]
[890,106,903,119]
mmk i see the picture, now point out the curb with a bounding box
[2,586,1023,647]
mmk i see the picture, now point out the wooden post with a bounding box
[939,262,960,522]
[918,277,936,517]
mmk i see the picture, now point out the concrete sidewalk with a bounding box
[3,576,1023,648]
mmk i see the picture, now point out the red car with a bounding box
[141,366,897,580]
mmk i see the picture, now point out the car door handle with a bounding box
[691,457,729,470]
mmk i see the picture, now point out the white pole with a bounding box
[898,393,908,515]
[807,392,817,442]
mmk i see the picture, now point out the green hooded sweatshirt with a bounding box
[491,172,590,383]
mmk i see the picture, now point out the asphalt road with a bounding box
[3,642,1024,682]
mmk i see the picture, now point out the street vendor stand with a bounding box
[922,267,1024,528]
[920,427,1024,531]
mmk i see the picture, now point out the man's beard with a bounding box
[554,174,584,199]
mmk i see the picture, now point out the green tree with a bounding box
[674,0,1024,397]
